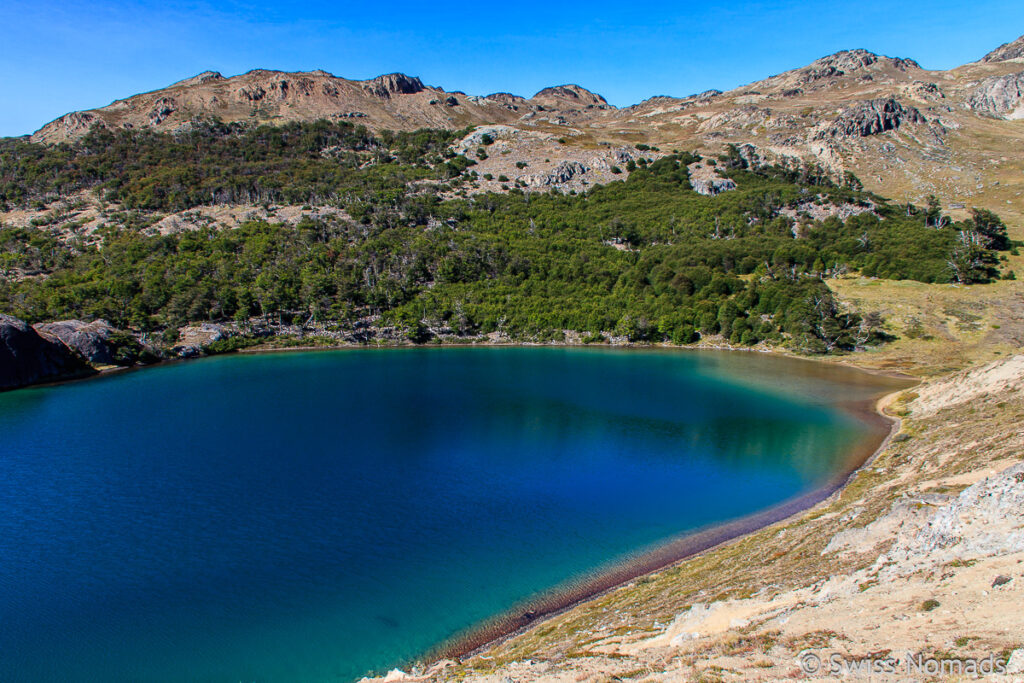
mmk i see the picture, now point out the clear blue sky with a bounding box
[2,0,1022,137]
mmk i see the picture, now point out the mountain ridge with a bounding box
[18,33,1024,230]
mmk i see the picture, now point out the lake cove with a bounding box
[0,347,907,682]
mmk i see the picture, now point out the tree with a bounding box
[970,208,1010,251]
[947,230,992,284]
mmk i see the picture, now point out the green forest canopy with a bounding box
[0,122,1015,354]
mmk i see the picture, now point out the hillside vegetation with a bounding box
[0,122,1015,354]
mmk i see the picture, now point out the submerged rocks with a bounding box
[0,314,94,390]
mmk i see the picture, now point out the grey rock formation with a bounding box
[525,161,590,187]
[0,314,94,390]
[237,84,266,102]
[981,34,1024,62]
[172,323,229,357]
[531,85,610,109]
[32,111,105,144]
[903,80,945,100]
[817,97,925,138]
[691,177,738,196]
[792,50,919,86]
[363,73,425,98]
[148,97,177,126]
[35,319,123,365]
[882,462,1024,576]
[170,71,224,88]
[483,92,528,110]
[967,71,1024,119]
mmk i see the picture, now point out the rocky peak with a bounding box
[531,84,609,108]
[170,71,224,88]
[363,73,426,98]
[981,34,1024,62]
[816,49,881,71]
[823,49,919,72]
[483,92,528,108]
[779,49,920,87]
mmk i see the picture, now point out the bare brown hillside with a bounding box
[27,35,1024,229]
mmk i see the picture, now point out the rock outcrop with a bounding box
[0,314,94,390]
[172,323,229,357]
[981,33,1024,62]
[147,97,177,126]
[690,176,738,196]
[880,462,1024,576]
[34,319,151,366]
[797,49,918,85]
[967,71,1024,119]
[31,111,105,145]
[530,84,609,109]
[778,199,877,222]
[482,92,528,110]
[524,160,590,187]
[169,71,225,88]
[687,161,739,196]
[816,97,925,138]
[363,73,425,98]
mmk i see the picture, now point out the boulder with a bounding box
[34,319,144,366]
[0,314,94,390]
[687,160,740,196]
[172,323,229,356]
[691,177,738,196]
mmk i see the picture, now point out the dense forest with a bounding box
[0,121,1015,354]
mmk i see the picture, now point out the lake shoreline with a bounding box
[413,369,913,672]
[5,337,916,681]
[4,332,916,396]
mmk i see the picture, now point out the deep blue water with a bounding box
[0,347,889,682]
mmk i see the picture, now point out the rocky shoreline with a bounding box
[0,312,840,392]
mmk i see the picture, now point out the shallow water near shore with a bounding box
[0,347,902,682]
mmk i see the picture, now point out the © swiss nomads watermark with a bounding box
[796,650,1008,678]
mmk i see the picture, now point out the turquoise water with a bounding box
[0,347,889,682]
